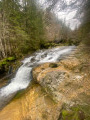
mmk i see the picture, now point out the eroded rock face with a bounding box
[35,70,69,102]
[32,60,88,105]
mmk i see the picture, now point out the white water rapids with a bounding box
[0,46,76,109]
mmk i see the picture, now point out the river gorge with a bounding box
[0,45,90,120]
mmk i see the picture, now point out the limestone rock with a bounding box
[32,61,86,104]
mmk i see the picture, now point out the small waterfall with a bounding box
[0,46,76,109]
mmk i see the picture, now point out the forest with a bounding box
[0,0,89,55]
[0,0,90,120]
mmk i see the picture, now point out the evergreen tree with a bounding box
[0,0,45,59]
[22,0,45,50]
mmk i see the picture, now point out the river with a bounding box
[0,46,76,109]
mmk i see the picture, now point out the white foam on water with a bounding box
[0,66,32,96]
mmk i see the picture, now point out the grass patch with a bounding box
[59,104,90,120]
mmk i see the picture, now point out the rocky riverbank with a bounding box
[0,45,90,120]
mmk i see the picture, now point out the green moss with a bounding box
[62,110,70,116]
[71,106,80,112]
[0,61,7,67]
[6,57,16,62]
[0,57,16,66]
[62,110,79,120]
[79,105,90,118]
[60,105,90,120]
[0,56,16,74]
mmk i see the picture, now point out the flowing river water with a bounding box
[0,46,76,109]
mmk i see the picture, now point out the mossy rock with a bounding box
[59,105,90,120]
[0,56,16,74]
[62,110,74,120]
[0,60,9,71]
[0,61,7,67]
[0,57,16,66]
